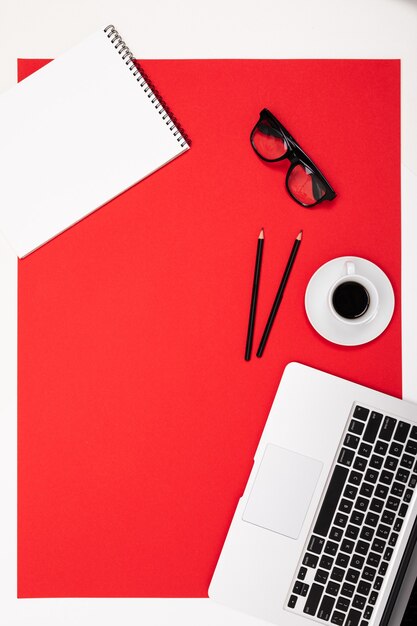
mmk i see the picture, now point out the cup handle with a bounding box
[345,261,355,276]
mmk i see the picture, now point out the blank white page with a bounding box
[0,27,189,257]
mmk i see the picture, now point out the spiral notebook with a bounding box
[0,25,189,258]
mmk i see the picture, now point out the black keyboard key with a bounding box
[298,567,307,580]
[381,510,395,525]
[409,474,417,489]
[366,552,381,568]
[376,524,390,539]
[380,470,394,485]
[336,596,350,612]
[353,406,370,421]
[341,539,355,554]
[326,581,341,596]
[369,455,383,470]
[398,502,409,517]
[374,484,389,499]
[341,582,355,598]
[396,468,410,483]
[352,595,366,610]
[391,482,405,498]
[365,512,379,527]
[346,608,362,626]
[360,526,375,542]
[400,454,414,469]
[358,580,371,595]
[335,513,349,528]
[303,552,319,568]
[360,483,374,498]
[379,561,388,576]
[371,538,386,554]
[288,594,297,608]
[331,611,345,625]
[350,554,365,569]
[389,442,404,457]
[346,569,360,584]
[304,583,324,615]
[320,555,334,570]
[363,412,383,443]
[406,439,417,455]
[293,581,309,595]
[346,525,360,540]
[384,547,393,561]
[364,606,374,620]
[380,416,397,441]
[315,569,329,585]
[318,595,336,621]
[325,541,339,557]
[330,527,344,542]
[386,496,400,511]
[308,536,325,554]
[354,457,367,472]
[344,485,358,500]
[356,540,370,556]
[394,421,411,443]
[364,469,378,484]
[340,499,353,514]
[363,567,376,582]
[389,532,399,547]
[355,497,369,512]
[350,420,365,436]
[394,517,403,532]
[369,591,379,606]
[336,553,350,568]
[384,456,398,471]
[374,576,383,590]
[358,443,372,458]
[351,510,365,526]
[370,498,384,513]
[348,471,363,486]
[331,567,345,582]
[314,465,349,537]
[410,426,417,439]
[344,434,360,449]
[374,440,389,456]
[404,488,413,503]
[339,448,355,467]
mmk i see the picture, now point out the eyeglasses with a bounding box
[250,109,336,208]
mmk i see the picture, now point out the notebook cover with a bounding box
[18,59,401,597]
[0,29,188,258]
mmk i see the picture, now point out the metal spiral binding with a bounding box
[104,25,189,148]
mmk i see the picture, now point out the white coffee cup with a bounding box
[328,261,379,325]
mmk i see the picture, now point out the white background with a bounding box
[0,0,416,624]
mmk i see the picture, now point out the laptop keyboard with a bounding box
[286,404,417,626]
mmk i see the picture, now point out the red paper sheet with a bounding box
[18,59,401,597]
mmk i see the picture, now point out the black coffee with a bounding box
[332,281,370,319]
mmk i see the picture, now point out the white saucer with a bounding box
[305,257,395,346]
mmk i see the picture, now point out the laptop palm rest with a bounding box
[242,444,323,539]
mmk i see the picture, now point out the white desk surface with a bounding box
[1,0,416,624]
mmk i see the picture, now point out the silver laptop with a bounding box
[209,363,417,626]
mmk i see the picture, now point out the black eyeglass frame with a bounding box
[250,108,336,208]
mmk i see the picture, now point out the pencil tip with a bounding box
[259,228,264,239]
[297,230,303,240]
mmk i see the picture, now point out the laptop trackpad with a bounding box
[242,444,323,539]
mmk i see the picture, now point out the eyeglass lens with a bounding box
[287,164,327,206]
[252,118,287,160]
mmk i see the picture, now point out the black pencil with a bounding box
[256,230,302,358]
[245,228,264,361]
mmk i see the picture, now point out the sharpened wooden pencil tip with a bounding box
[296,230,303,240]
[259,228,264,239]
